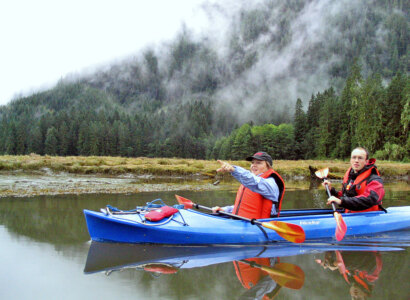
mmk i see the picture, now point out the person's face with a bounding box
[250,159,269,175]
[350,149,368,173]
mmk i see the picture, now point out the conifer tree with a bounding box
[383,72,406,144]
[355,74,385,153]
[58,121,70,156]
[77,122,91,156]
[335,62,363,158]
[29,126,43,155]
[318,89,339,158]
[5,121,17,155]
[231,124,253,160]
[293,98,306,159]
[44,127,58,155]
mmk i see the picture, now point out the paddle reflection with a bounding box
[315,251,383,299]
[84,242,306,298]
[235,258,304,299]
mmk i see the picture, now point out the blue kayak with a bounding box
[83,204,410,245]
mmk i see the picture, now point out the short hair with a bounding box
[352,147,369,160]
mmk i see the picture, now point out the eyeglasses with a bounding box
[351,155,366,161]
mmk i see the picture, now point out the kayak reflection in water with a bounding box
[315,251,383,300]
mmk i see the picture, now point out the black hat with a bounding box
[246,151,272,166]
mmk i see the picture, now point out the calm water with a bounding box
[0,185,409,300]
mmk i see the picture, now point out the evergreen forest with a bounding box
[0,0,408,161]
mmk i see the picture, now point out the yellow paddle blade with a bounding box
[239,260,305,290]
[262,221,305,243]
[265,262,305,290]
[314,167,329,179]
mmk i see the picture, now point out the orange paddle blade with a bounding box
[175,194,193,209]
[262,221,306,243]
[263,262,305,290]
[334,212,347,241]
[314,167,329,179]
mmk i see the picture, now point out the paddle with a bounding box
[314,168,347,241]
[239,260,305,290]
[175,195,305,243]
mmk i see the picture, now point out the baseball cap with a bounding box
[246,151,273,166]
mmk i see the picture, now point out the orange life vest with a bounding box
[233,169,285,219]
[234,258,271,289]
[342,164,381,213]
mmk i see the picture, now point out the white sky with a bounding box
[0,0,220,106]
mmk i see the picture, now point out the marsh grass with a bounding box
[0,155,408,179]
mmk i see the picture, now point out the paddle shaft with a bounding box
[324,182,338,212]
[175,194,305,243]
[322,179,347,241]
[194,203,262,225]
[313,169,347,241]
[240,260,297,279]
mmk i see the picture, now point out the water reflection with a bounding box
[234,258,304,299]
[315,251,382,299]
[84,238,409,299]
[84,242,308,299]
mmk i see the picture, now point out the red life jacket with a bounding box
[233,169,285,219]
[342,160,382,213]
[336,251,382,293]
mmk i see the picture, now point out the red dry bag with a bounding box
[144,206,179,222]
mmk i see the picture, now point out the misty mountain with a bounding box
[0,0,408,160]
[82,0,407,124]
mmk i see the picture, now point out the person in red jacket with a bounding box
[324,147,385,213]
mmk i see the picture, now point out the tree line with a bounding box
[211,68,408,161]
[1,66,408,161]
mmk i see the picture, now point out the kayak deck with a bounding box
[84,206,410,245]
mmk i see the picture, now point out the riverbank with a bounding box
[0,155,408,197]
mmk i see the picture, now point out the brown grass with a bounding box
[0,155,408,179]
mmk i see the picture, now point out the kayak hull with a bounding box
[84,206,410,245]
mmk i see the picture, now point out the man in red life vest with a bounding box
[324,147,385,213]
[212,151,285,218]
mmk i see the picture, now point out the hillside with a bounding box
[0,0,408,160]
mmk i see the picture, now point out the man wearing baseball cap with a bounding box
[213,151,285,219]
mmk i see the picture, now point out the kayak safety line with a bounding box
[107,211,175,227]
[254,246,268,257]
[255,224,269,241]
[101,205,188,227]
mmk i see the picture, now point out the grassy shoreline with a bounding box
[1,155,409,179]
